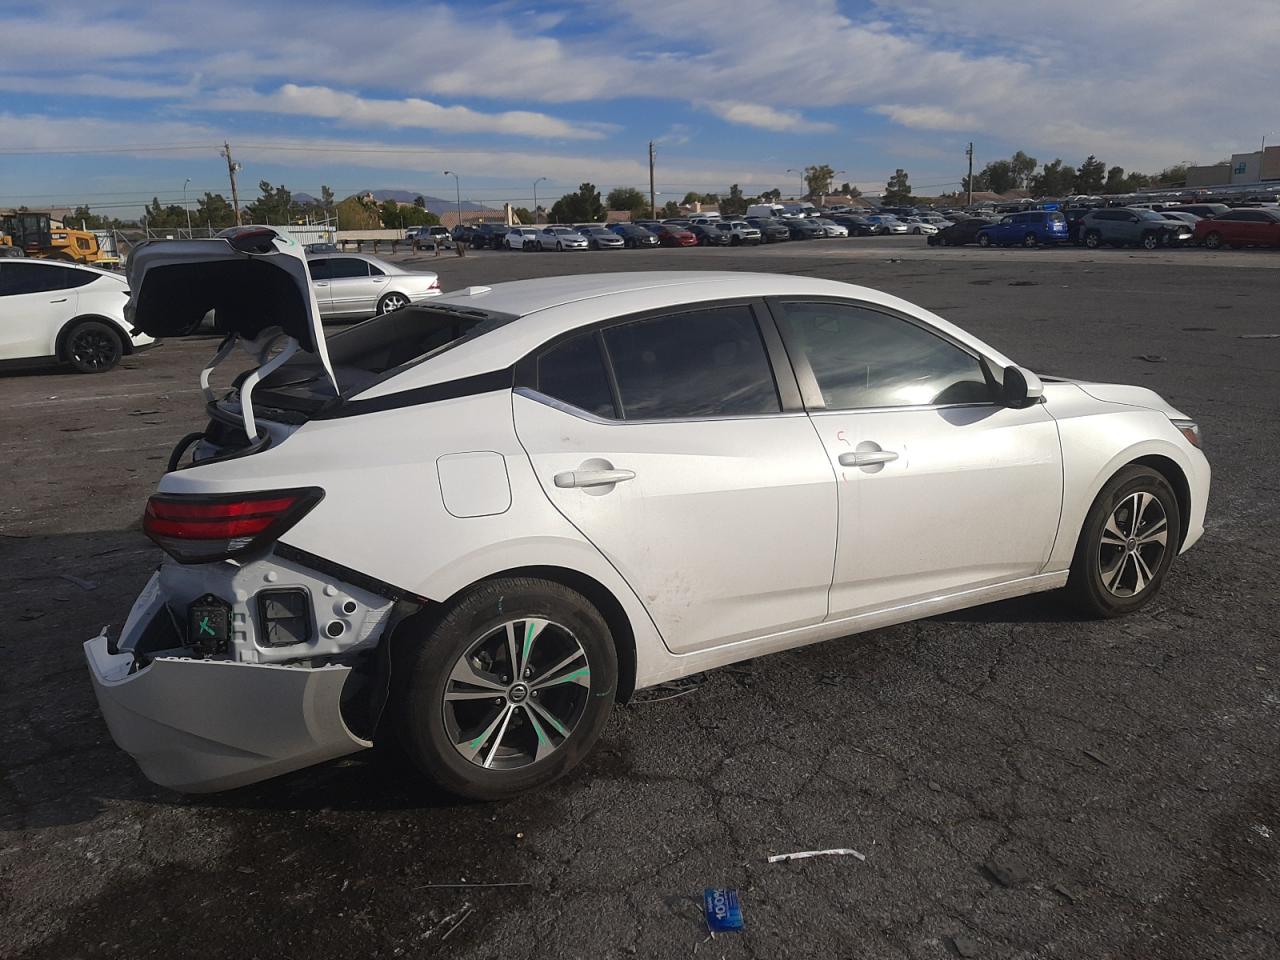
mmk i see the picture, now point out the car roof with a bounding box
[306,252,403,272]
[358,272,1016,401]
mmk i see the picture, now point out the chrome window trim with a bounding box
[514,386,808,426]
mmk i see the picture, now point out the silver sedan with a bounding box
[536,226,589,251]
[306,253,440,319]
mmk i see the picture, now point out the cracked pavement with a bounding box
[2,239,1277,959]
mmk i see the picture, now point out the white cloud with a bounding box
[703,102,835,133]
[204,84,613,140]
[872,104,978,132]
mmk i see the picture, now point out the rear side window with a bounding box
[537,333,615,419]
[327,258,370,279]
[777,301,993,409]
[602,305,780,420]
[0,262,92,295]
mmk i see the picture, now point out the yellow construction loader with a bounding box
[0,212,111,264]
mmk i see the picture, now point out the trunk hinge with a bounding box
[199,327,300,443]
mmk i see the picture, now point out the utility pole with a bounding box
[221,141,242,226]
[648,140,656,219]
[965,142,974,209]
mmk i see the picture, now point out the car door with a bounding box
[770,298,1063,619]
[514,301,838,654]
[0,261,79,360]
[323,257,375,316]
[993,216,1015,242]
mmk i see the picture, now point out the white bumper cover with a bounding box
[84,633,371,793]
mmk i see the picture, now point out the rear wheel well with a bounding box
[1128,454,1191,550]
[395,566,638,704]
[57,315,133,357]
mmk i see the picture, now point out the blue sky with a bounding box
[2,0,1277,217]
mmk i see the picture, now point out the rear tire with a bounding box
[1084,230,1102,249]
[977,233,992,247]
[395,577,618,800]
[1066,465,1181,619]
[1141,232,1159,250]
[1022,233,1038,247]
[378,292,409,314]
[64,320,123,373]
[1203,231,1223,250]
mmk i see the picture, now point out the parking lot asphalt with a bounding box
[3,237,1279,959]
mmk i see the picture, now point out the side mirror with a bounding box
[1002,365,1044,409]
[1129,216,1139,223]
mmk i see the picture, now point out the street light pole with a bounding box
[183,178,192,236]
[786,168,804,199]
[443,171,462,230]
[533,177,547,224]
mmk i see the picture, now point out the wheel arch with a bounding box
[1129,453,1191,551]
[56,314,135,358]
[407,564,639,704]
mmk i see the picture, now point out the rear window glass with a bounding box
[538,333,615,418]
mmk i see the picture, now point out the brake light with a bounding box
[143,488,323,563]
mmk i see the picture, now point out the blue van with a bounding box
[975,211,1069,247]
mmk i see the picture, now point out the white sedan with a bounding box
[87,241,1209,802]
[0,258,153,372]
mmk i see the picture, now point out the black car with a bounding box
[928,217,998,246]
[744,217,791,242]
[830,214,882,237]
[451,224,478,245]
[689,223,730,246]
[468,223,508,250]
[608,223,660,248]
[786,218,826,240]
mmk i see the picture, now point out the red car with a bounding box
[1193,208,1280,249]
[652,224,698,247]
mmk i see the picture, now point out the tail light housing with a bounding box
[143,487,323,563]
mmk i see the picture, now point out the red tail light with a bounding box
[143,488,323,563]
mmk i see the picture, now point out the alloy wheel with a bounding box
[1097,491,1169,598]
[380,293,409,313]
[70,328,120,371]
[442,618,591,770]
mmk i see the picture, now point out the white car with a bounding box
[306,252,440,318]
[505,227,543,251]
[811,218,850,238]
[536,226,589,251]
[902,217,940,236]
[713,220,763,245]
[86,236,1209,801]
[0,258,153,373]
[867,215,909,234]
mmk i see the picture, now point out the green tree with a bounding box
[334,195,381,229]
[549,182,606,223]
[413,195,426,208]
[1153,163,1189,186]
[379,199,403,228]
[1030,158,1076,196]
[1009,151,1038,190]
[607,187,647,211]
[1074,155,1106,193]
[979,160,1014,193]
[400,206,439,227]
[320,185,335,211]
[721,184,748,216]
[66,206,125,230]
[804,164,835,196]
[660,200,681,218]
[760,187,782,202]
[195,192,236,229]
[244,181,294,224]
[512,206,534,224]
[143,196,188,229]
[883,169,913,205]
[837,181,862,198]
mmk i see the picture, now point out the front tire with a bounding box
[977,233,992,247]
[1141,232,1160,250]
[1022,232,1038,247]
[64,320,123,373]
[396,577,618,800]
[1203,231,1223,250]
[1084,230,1102,249]
[1066,465,1181,618]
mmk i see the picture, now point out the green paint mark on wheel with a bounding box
[522,620,536,665]
[556,667,590,684]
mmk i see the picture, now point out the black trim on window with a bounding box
[312,367,514,419]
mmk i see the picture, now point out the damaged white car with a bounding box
[86,227,1210,800]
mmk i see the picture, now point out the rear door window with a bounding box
[327,258,370,279]
[602,305,781,420]
[0,262,87,294]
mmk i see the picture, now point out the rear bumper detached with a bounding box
[84,633,370,793]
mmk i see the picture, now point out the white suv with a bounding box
[85,231,1209,800]
[0,259,153,372]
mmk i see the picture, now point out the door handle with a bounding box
[839,450,899,467]
[313,281,329,287]
[49,298,68,303]
[554,468,636,489]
